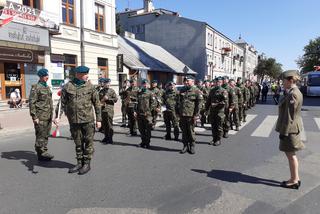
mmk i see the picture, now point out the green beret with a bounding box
[141,79,148,84]
[222,76,229,80]
[281,70,299,79]
[185,75,195,80]
[37,68,49,77]
[98,78,103,83]
[216,77,223,81]
[75,66,89,73]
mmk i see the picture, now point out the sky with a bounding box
[115,0,320,70]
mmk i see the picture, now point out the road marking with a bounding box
[314,118,320,130]
[251,115,278,137]
[229,114,257,135]
[301,119,307,142]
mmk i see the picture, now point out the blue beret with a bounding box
[98,78,103,83]
[151,80,158,84]
[75,66,89,73]
[37,68,49,77]
[104,78,111,83]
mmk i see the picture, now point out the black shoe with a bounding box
[243,119,247,123]
[68,162,82,173]
[38,153,54,161]
[151,126,155,130]
[145,144,151,149]
[109,137,114,144]
[140,142,146,148]
[209,141,214,145]
[128,132,137,136]
[120,124,126,128]
[180,146,188,154]
[78,163,91,175]
[280,181,300,189]
[230,126,233,130]
[101,138,109,144]
[164,135,172,140]
[174,137,179,141]
[235,126,239,131]
[189,146,195,154]
[223,132,229,138]
[213,141,221,146]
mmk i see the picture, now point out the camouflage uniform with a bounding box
[29,81,53,159]
[136,87,155,148]
[249,84,256,107]
[119,84,129,127]
[243,84,251,122]
[236,82,245,123]
[231,85,242,130]
[206,85,228,145]
[178,85,203,154]
[200,86,211,127]
[99,86,118,144]
[59,80,101,165]
[222,83,236,137]
[149,86,161,128]
[163,86,180,140]
[125,85,139,135]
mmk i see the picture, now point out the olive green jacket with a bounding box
[99,87,118,114]
[178,85,203,117]
[59,81,102,124]
[29,82,53,121]
[275,86,303,136]
[136,88,155,116]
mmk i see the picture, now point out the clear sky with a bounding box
[116,0,320,70]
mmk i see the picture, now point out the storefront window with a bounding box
[64,54,77,81]
[98,57,108,78]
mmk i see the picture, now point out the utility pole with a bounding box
[80,0,85,66]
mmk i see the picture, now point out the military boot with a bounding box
[223,132,229,138]
[78,161,91,175]
[68,160,83,173]
[164,134,172,141]
[109,136,114,144]
[189,146,195,155]
[38,152,54,161]
[213,140,221,146]
[180,144,188,154]
[235,126,240,131]
[209,140,214,145]
[101,137,109,144]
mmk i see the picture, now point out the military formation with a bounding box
[29,66,261,175]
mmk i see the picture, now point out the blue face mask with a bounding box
[73,78,86,86]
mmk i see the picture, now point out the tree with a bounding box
[116,14,124,35]
[254,57,283,83]
[297,37,320,73]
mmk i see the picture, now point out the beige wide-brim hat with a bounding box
[280,70,300,80]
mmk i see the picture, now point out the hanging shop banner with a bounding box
[0,1,59,31]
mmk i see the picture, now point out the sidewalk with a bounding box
[0,101,122,136]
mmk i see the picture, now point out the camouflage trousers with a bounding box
[70,123,95,163]
[34,120,52,155]
[210,111,225,142]
[102,111,114,140]
[238,104,244,122]
[200,108,208,126]
[121,101,128,124]
[163,111,179,139]
[223,109,231,133]
[127,107,137,134]
[180,116,196,148]
[230,105,240,127]
[243,103,249,122]
[137,114,152,145]
[151,109,158,127]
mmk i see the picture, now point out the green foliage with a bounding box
[297,37,320,73]
[254,57,283,83]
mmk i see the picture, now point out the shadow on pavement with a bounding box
[111,141,181,152]
[1,151,74,174]
[191,169,281,187]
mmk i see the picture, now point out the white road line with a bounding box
[314,118,320,130]
[251,115,278,137]
[301,119,307,142]
[229,114,257,135]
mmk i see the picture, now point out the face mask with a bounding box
[39,81,48,87]
[74,78,86,86]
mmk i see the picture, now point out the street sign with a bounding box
[51,79,64,87]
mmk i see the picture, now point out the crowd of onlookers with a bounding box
[259,81,283,105]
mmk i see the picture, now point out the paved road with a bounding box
[0,96,320,214]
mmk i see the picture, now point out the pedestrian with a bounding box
[54,66,102,175]
[206,77,228,146]
[273,82,281,105]
[126,78,139,136]
[163,81,180,141]
[99,78,118,144]
[9,88,23,108]
[149,80,161,129]
[119,79,129,127]
[29,68,54,161]
[261,82,269,103]
[135,79,155,149]
[275,70,304,189]
[178,75,203,154]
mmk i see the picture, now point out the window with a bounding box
[64,54,77,80]
[95,3,105,32]
[98,58,109,78]
[23,0,41,10]
[62,0,75,25]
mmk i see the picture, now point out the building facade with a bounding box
[0,0,118,100]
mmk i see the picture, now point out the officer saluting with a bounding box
[29,68,54,161]
[99,78,118,144]
[178,75,203,154]
[55,66,102,175]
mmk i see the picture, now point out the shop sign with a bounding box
[51,79,64,87]
[0,22,49,47]
[0,46,44,63]
[0,1,59,31]
[117,54,123,73]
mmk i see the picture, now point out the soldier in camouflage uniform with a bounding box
[99,78,118,144]
[135,79,155,149]
[149,80,161,129]
[206,77,228,146]
[236,77,245,124]
[125,78,139,136]
[243,79,252,122]
[29,68,54,161]
[229,79,242,131]
[178,76,203,154]
[55,66,101,175]
[200,80,211,127]
[222,76,236,138]
[249,81,256,108]
[163,81,180,141]
[119,80,129,127]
